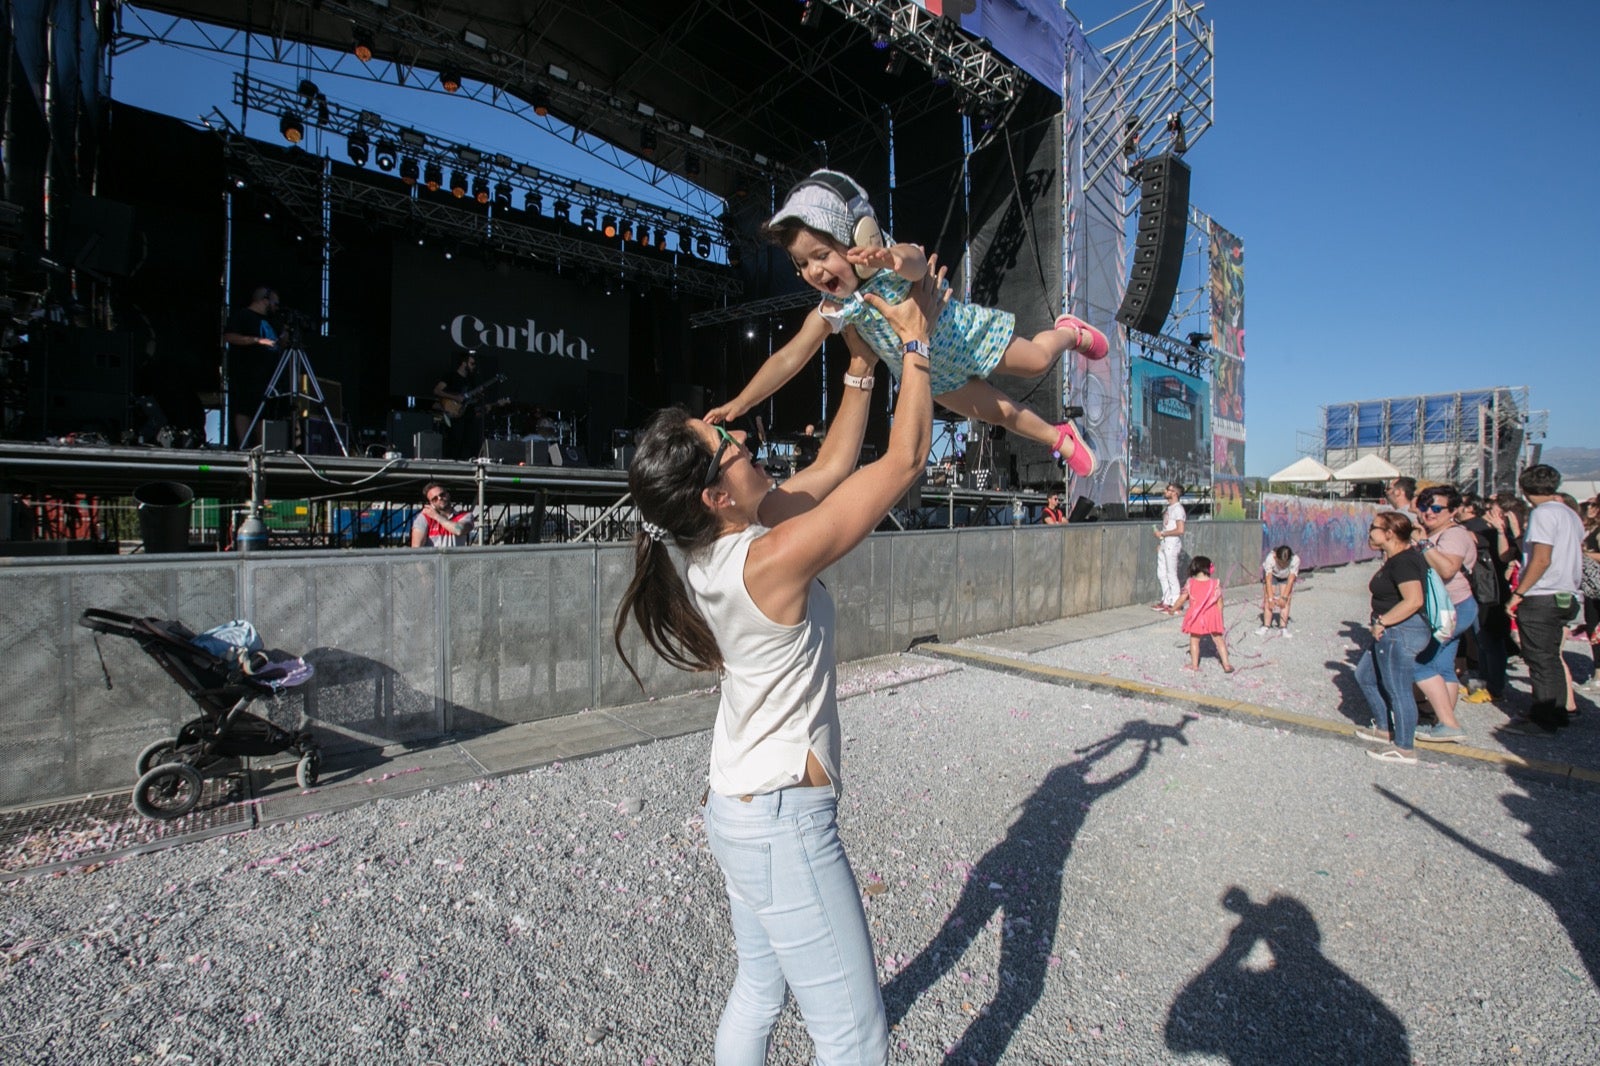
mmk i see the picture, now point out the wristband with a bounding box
[842,372,874,391]
[902,339,930,360]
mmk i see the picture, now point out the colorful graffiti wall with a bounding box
[1260,494,1382,570]
[1208,219,1246,519]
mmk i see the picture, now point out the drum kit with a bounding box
[486,402,580,448]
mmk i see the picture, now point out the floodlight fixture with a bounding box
[450,170,468,198]
[352,28,375,62]
[441,67,463,93]
[346,132,370,166]
[547,63,569,82]
[602,215,619,239]
[374,140,397,170]
[279,111,304,143]
[457,146,482,167]
[462,28,489,49]
[424,162,443,191]
[399,156,419,184]
[473,175,491,204]
[399,127,426,147]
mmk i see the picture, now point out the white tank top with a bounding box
[683,525,842,797]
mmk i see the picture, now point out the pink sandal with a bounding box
[1052,421,1097,478]
[1055,313,1108,360]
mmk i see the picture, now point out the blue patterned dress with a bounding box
[818,271,1017,397]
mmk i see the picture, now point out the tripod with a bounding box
[243,334,348,456]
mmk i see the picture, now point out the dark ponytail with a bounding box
[613,407,726,688]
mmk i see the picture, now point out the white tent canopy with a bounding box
[1333,454,1402,481]
[1268,457,1336,482]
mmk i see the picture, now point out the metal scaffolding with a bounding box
[1318,387,1541,495]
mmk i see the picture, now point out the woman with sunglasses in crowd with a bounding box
[613,262,945,1064]
[1411,485,1478,742]
[1354,510,1430,764]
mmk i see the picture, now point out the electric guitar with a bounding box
[437,373,509,423]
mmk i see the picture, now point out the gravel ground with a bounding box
[2,567,1598,1064]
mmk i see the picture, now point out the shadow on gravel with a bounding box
[1377,785,1600,989]
[882,714,1196,1062]
[1164,887,1409,1064]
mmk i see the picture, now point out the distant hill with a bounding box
[1542,446,1600,479]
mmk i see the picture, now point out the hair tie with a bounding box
[640,520,669,544]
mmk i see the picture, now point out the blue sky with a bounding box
[111,2,1597,477]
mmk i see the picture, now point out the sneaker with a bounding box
[1256,625,1271,636]
[1354,727,1392,744]
[1366,747,1418,764]
[1464,689,1496,704]
[1281,630,1293,639]
[1051,421,1097,477]
[1415,724,1466,743]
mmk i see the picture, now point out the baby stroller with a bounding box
[79,609,322,819]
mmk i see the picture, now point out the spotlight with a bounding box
[524,191,543,215]
[425,162,443,191]
[441,67,463,93]
[800,0,822,28]
[679,227,694,255]
[317,96,330,126]
[639,127,657,157]
[695,233,711,258]
[655,229,668,252]
[473,175,491,204]
[727,242,742,267]
[346,132,370,167]
[872,27,890,50]
[297,79,320,100]
[375,141,397,170]
[352,27,375,62]
[493,182,512,210]
[399,156,419,184]
[450,170,467,198]
[602,214,618,239]
[552,198,570,222]
[279,111,304,143]
[580,205,597,231]
[636,224,651,248]
[532,87,552,117]
[684,153,701,177]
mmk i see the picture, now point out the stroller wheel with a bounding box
[296,750,322,791]
[135,739,179,777]
[132,763,204,820]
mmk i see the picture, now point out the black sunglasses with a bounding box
[702,425,738,488]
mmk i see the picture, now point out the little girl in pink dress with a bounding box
[1173,556,1235,673]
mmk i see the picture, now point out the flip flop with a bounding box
[1055,313,1109,360]
[1052,422,1097,478]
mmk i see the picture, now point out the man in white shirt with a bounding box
[1153,482,1186,611]
[1505,464,1583,734]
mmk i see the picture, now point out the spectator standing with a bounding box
[1503,465,1584,734]
[1153,482,1186,612]
[1386,476,1420,538]
[1462,495,1516,704]
[1412,485,1477,743]
[1353,511,1430,764]
[1581,496,1600,690]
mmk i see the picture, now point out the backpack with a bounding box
[1468,534,1501,606]
[1422,562,1457,643]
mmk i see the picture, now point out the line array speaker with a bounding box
[1115,154,1191,336]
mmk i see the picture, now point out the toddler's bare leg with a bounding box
[938,380,1062,451]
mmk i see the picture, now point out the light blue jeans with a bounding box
[1416,594,1477,682]
[1354,613,1430,749]
[702,787,888,1066]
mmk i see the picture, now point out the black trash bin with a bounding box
[134,481,194,554]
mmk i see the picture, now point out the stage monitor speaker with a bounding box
[562,445,587,467]
[1069,495,1098,523]
[303,417,349,456]
[480,439,525,464]
[413,431,442,460]
[612,445,636,471]
[262,420,291,452]
[390,409,435,445]
[1115,154,1191,335]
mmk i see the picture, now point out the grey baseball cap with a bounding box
[767,169,876,247]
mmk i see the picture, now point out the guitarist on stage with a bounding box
[433,350,485,459]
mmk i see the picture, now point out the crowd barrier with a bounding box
[0,520,1260,807]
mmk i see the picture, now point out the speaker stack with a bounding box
[1115,154,1191,336]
